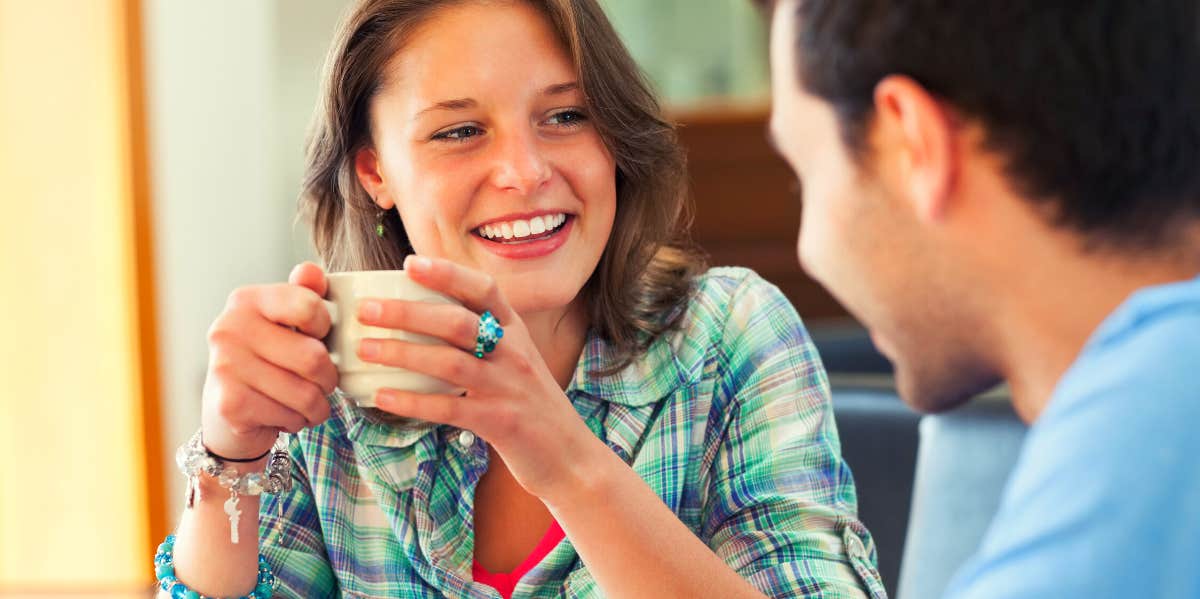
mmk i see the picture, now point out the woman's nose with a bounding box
[489,129,552,195]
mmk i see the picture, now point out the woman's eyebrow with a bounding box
[414,82,580,120]
[414,98,477,120]
[542,81,579,96]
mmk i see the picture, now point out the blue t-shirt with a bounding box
[945,274,1200,598]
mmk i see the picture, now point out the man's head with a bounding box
[763,0,1200,411]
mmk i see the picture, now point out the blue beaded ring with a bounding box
[154,534,276,599]
[474,310,504,359]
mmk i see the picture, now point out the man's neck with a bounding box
[993,234,1200,423]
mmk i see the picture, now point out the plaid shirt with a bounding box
[259,267,886,598]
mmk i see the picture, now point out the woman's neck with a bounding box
[518,299,590,389]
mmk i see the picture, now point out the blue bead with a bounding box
[159,577,177,591]
[185,590,199,599]
[170,582,191,599]
[256,582,274,597]
[165,534,176,543]
[155,564,175,579]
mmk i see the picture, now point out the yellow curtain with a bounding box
[0,0,162,590]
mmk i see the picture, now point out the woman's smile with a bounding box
[472,212,576,260]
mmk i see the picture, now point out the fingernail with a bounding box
[405,255,431,273]
[359,300,382,322]
[375,390,395,408]
[359,339,380,359]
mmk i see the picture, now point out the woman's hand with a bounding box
[200,262,339,460]
[358,255,602,502]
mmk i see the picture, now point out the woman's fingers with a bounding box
[403,255,518,324]
[216,345,333,427]
[226,282,332,339]
[357,338,488,388]
[374,389,478,430]
[288,261,328,297]
[357,300,480,352]
[209,376,310,436]
[242,315,339,394]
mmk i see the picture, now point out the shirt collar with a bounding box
[341,391,440,449]
[566,328,686,407]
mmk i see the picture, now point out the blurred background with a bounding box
[3,0,920,597]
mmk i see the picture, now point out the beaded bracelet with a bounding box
[154,534,276,599]
[175,429,292,543]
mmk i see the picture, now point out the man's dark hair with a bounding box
[769,0,1200,248]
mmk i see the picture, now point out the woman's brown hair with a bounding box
[301,0,704,373]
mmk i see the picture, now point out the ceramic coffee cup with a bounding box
[323,270,464,407]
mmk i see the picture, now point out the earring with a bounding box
[375,208,386,238]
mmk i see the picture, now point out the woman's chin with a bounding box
[501,286,586,317]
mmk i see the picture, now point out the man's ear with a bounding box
[354,147,394,209]
[872,75,958,223]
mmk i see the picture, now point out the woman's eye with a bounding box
[432,125,483,142]
[546,109,588,128]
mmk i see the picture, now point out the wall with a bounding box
[142,0,349,526]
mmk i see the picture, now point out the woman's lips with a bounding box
[472,215,575,259]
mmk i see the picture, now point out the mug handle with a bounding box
[323,300,341,367]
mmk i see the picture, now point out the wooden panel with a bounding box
[124,0,169,571]
[675,106,851,320]
[0,0,155,590]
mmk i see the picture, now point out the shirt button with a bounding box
[844,528,867,558]
[457,430,477,448]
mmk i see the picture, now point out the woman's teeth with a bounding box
[477,213,568,241]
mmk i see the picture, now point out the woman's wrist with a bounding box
[540,431,623,512]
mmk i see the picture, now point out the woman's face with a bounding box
[357,0,617,315]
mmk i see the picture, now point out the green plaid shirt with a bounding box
[259,267,886,598]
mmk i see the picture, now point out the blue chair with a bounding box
[896,395,1026,599]
[810,320,893,375]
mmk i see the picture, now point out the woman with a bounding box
[157,0,885,597]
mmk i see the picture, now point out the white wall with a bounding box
[143,0,349,524]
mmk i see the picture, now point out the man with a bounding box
[758,0,1200,596]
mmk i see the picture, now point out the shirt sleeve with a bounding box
[259,435,339,598]
[701,273,887,599]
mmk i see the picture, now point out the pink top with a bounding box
[472,520,567,598]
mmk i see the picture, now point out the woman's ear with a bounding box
[354,147,394,209]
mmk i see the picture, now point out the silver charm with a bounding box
[184,475,198,509]
[224,492,242,544]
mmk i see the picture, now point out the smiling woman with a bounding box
[305,0,697,374]
[157,1,886,598]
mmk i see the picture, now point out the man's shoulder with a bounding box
[1051,276,1200,426]
[947,279,1200,597]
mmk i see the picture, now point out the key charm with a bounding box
[224,492,242,544]
[185,474,203,509]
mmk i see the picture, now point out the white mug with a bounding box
[323,270,464,407]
